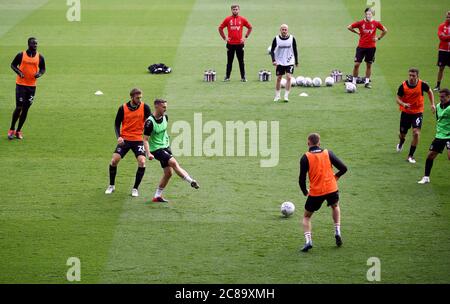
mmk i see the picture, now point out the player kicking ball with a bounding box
[143,99,199,203]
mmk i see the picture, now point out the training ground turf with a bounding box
[0,0,449,283]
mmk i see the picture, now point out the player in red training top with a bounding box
[218,4,252,82]
[434,11,450,91]
[347,7,387,89]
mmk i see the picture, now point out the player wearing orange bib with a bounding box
[8,37,46,140]
[396,68,435,163]
[299,133,347,252]
[104,88,152,197]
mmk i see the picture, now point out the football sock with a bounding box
[352,76,357,84]
[399,138,405,148]
[154,187,164,198]
[334,223,341,236]
[408,145,416,157]
[284,91,290,99]
[16,106,30,132]
[275,90,280,97]
[365,77,370,84]
[425,158,434,176]
[304,232,312,244]
[183,175,193,184]
[437,81,441,88]
[10,107,21,130]
[109,165,117,186]
[133,167,145,189]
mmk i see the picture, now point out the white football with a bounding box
[296,76,305,86]
[280,78,287,88]
[325,76,335,86]
[345,82,357,93]
[304,77,313,87]
[290,76,297,87]
[281,201,295,217]
[312,77,322,87]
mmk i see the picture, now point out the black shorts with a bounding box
[114,140,145,158]
[437,51,450,67]
[276,65,295,76]
[400,112,423,134]
[16,84,36,107]
[429,138,450,153]
[305,191,339,212]
[354,47,376,63]
[152,147,173,168]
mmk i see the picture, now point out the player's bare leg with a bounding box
[352,62,361,84]
[168,157,199,189]
[301,210,314,252]
[364,63,372,88]
[152,167,172,202]
[435,66,445,91]
[331,203,342,247]
[284,73,292,102]
[274,75,282,101]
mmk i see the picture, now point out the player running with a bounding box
[299,133,347,252]
[143,99,199,203]
[218,4,252,82]
[434,11,450,91]
[418,88,450,184]
[105,88,151,197]
[347,8,387,89]
[396,68,435,164]
[8,37,46,140]
[270,24,298,102]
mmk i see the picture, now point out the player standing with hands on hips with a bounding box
[299,133,347,252]
[270,24,298,102]
[347,7,387,89]
[218,4,252,82]
[434,11,450,91]
[8,37,46,140]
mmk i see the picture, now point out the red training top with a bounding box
[438,22,450,52]
[351,19,384,48]
[219,15,252,45]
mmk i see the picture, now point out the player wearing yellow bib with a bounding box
[143,99,199,202]
[418,88,450,184]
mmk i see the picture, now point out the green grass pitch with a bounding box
[0,0,449,283]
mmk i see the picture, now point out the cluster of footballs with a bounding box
[279,76,357,93]
[280,76,335,88]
